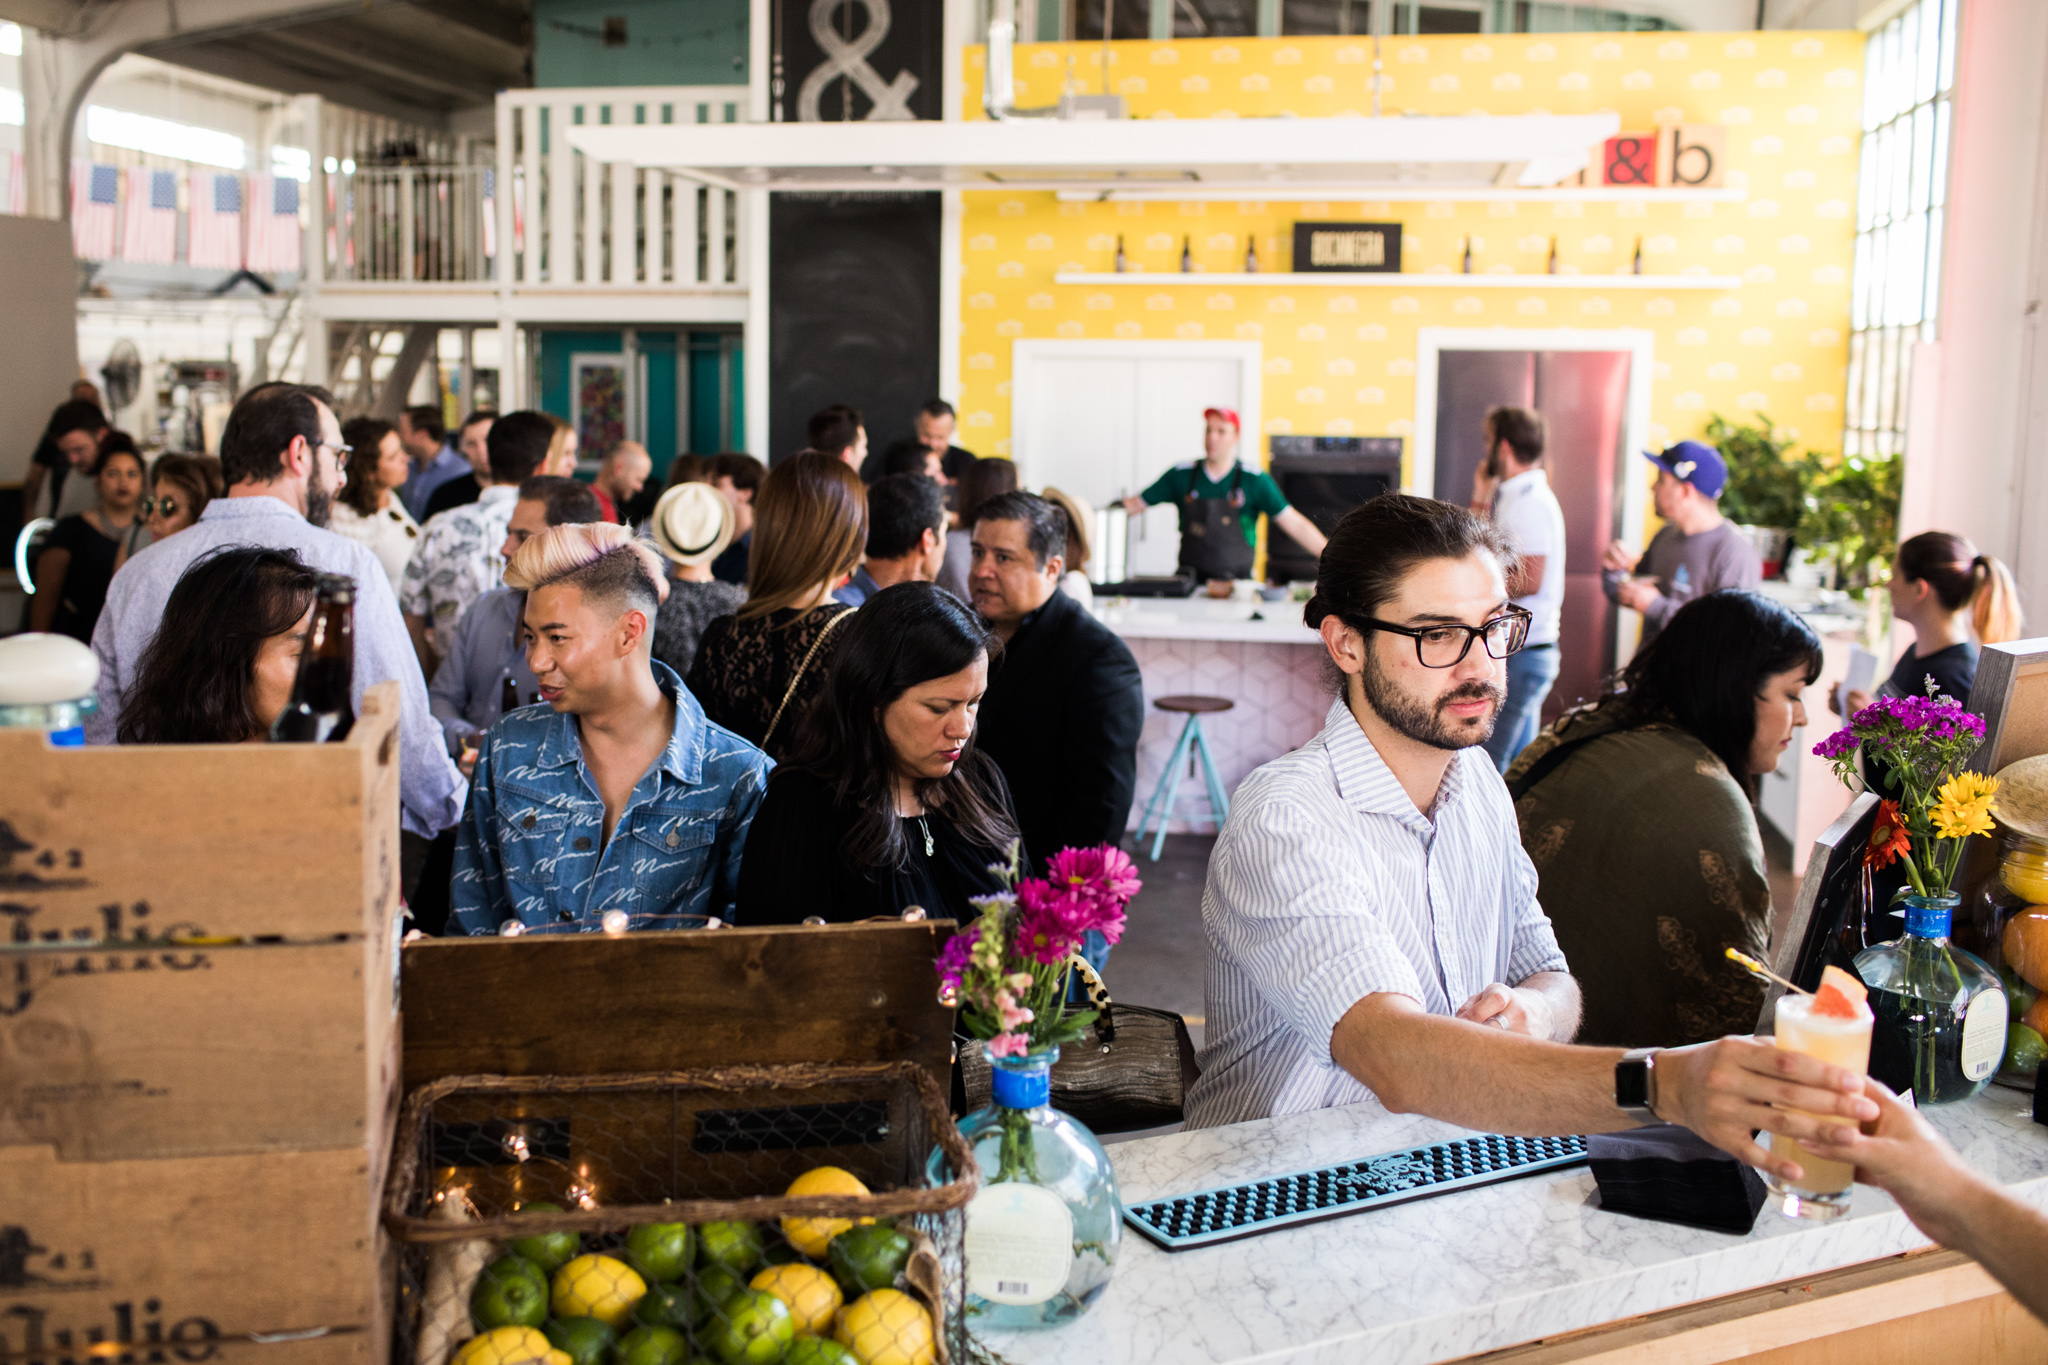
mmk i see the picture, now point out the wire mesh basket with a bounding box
[383,1063,977,1365]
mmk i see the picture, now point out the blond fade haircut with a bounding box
[505,521,670,619]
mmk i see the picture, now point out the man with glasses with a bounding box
[1184,495,1880,1194]
[89,383,465,842]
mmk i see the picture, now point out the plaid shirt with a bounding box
[450,661,771,935]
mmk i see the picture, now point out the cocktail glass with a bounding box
[1763,991,1875,1221]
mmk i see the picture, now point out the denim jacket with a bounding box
[450,661,771,934]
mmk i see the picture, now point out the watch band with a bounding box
[1614,1047,1660,1121]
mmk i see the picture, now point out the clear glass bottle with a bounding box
[1855,893,2008,1105]
[1968,831,2048,1088]
[930,1046,1120,1329]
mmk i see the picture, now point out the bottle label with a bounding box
[1961,989,2008,1082]
[965,1183,1074,1306]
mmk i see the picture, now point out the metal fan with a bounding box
[101,339,143,412]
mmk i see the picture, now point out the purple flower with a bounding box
[1814,727,1858,760]
[934,925,980,990]
[1048,844,1144,908]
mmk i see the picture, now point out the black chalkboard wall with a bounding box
[769,191,941,463]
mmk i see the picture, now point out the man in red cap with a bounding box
[1121,407,1327,582]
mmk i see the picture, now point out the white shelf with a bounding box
[1053,186,1749,204]
[1053,271,1743,289]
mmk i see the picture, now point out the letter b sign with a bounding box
[1656,124,1725,188]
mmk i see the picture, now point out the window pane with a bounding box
[1282,0,1371,33]
[1915,0,1942,107]
[1851,231,1873,330]
[1939,0,1959,92]
[1857,131,1879,230]
[1416,4,1482,32]
[1922,205,1946,326]
[1910,103,1934,212]
[1930,98,1952,208]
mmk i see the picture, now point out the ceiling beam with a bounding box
[334,6,528,83]
[149,37,459,126]
[243,25,498,105]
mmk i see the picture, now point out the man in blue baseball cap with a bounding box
[1599,439,1761,642]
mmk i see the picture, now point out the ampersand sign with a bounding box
[797,0,920,122]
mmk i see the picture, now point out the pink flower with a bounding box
[992,986,1035,1031]
[1016,878,1093,964]
[988,1032,1029,1058]
[1049,845,1142,907]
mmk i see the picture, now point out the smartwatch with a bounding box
[1614,1047,1660,1121]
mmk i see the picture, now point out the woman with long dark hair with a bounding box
[327,416,419,591]
[30,437,149,642]
[736,582,1023,924]
[687,451,867,760]
[119,547,322,743]
[1503,589,1823,1047]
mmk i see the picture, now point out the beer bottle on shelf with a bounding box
[500,672,522,719]
[1114,234,1128,273]
[1461,236,1474,274]
[1244,235,1258,273]
[271,573,356,743]
[1547,236,1559,275]
[1631,236,1644,275]
[1180,235,1193,273]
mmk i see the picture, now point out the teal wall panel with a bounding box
[534,0,750,88]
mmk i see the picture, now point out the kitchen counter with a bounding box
[980,1088,2048,1365]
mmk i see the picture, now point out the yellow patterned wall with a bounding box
[955,30,1864,478]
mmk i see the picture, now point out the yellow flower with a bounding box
[1931,772,2000,841]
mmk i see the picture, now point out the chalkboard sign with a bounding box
[1291,221,1403,273]
[768,192,941,463]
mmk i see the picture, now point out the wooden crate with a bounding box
[1,685,404,1163]
[0,1142,389,1363]
[0,685,407,1355]
[402,920,959,1092]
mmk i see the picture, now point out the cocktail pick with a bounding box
[1724,947,1812,995]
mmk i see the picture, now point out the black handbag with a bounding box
[957,958,1200,1134]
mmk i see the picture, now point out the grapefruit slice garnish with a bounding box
[1811,964,1868,1019]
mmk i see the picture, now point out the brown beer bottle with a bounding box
[500,672,522,718]
[271,574,356,743]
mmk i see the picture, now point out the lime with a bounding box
[633,1281,695,1330]
[701,1288,795,1365]
[2002,966,2040,1020]
[688,1266,746,1329]
[782,1339,861,1365]
[615,1326,689,1365]
[472,1255,550,1330]
[762,1240,804,1266]
[626,1222,694,1284]
[749,1263,842,1336]
[695,1221,764,1277]
[543,1318,618,1365]
[552,1254,649,1328]
[2004,1022,2047,1074]
[509,1202,582,1274]
[827,1225,912,1297]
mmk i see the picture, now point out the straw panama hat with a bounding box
[650,481,735,567]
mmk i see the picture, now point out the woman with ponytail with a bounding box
[1834,530,2025,718]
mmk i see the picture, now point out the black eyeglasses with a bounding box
[1359,605,1532,668]
[139,495,181,518]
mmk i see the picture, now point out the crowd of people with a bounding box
[27,377,2047,1313]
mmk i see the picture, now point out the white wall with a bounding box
[1899,0,2048,620]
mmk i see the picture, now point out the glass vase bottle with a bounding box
[1855,893,2008,1105]
[1969,831,2048,1088]
[931,1046,1121,1329]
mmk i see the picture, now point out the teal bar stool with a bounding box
[1134,695,1234,861]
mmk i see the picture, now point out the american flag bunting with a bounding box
[119,167,179,265]
[189,171,244,270]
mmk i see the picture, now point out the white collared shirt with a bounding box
[1493,467,1567,646]
[1184,698,1568,1130]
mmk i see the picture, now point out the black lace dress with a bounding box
[685,603,856,760]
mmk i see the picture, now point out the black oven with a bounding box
[1265,436,1403,584]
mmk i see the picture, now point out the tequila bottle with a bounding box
[1855,894,2008,1105]
[929,1046,1120,1328]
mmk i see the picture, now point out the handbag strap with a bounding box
[1065,953,1118,1042]
[762,606,852,749]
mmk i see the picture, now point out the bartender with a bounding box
[1120,407,1328,581]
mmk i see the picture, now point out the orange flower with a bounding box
[1866,799,1910,869]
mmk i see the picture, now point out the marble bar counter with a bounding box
[981,1090,2048,1365]
[1090,594,1328,834]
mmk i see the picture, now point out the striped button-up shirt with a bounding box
[1185,698,1568,1129]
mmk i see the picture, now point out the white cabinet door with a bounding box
[1012,340,1261,579]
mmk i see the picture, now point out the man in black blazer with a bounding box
[968,492,1144,970]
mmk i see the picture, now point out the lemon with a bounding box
[749,1263,843,1336]
[552,1253,648,1328]
[451,1327,561,1365]
[834,1289,935,1365]
[780,1167,875,1260]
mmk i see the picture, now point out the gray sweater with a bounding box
[1602,519,1762,637]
